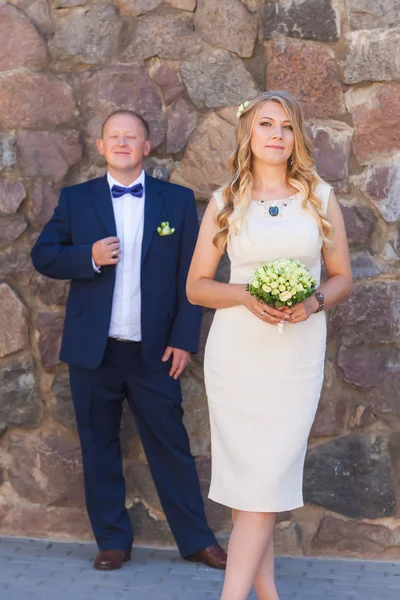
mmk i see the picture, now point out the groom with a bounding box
[31,110,226,571]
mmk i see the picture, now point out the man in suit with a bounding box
[31,110,226,571]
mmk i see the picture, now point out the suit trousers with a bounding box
[69,338,216,556]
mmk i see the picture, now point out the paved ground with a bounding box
[0,537,399,600]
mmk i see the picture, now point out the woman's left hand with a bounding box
[288,296,319,324]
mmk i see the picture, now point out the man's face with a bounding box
[97,114,151,171]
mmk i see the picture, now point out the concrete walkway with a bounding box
[0,537,398,600]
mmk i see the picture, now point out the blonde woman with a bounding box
[186,91,352,600]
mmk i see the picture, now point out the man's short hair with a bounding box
[101,110,150,140]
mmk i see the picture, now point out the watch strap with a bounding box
[314,291,324,313]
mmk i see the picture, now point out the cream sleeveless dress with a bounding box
[204,180,332,512]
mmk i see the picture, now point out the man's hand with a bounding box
[92,237,121,266]
[162,346,191,379]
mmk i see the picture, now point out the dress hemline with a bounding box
[208,493,304,514]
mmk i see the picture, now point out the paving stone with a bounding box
[0,538,399,599]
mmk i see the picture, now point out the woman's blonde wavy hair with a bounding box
[213,90,334,251]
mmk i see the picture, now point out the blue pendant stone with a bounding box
[269,205,279,217]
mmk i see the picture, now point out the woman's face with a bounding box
[250,101,295,166]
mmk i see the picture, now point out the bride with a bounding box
[187,90,352,600]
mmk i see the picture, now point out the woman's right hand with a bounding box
[236,285,292,325]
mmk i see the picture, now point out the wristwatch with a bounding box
[313,291,325,313]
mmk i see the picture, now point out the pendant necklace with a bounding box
[254,195,296,218]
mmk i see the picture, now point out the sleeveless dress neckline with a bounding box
[251,192,300,204]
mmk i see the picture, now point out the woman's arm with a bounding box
[186,196,240,309]
[186,196,289,325]
[317,190,353,308]
[290,190,353,322]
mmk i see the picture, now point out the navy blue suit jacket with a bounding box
[31,174,202,370]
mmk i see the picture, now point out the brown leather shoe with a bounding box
[185,543,227,570]
[94,550,131,570]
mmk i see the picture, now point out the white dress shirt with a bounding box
[95,171,145,341]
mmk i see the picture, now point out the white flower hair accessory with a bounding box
[236,100,251,118]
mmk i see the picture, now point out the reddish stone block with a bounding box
[151,63,184,105]
[0,72,76,129]
[18,131,82,183]
[0,3,47,71]
[79,66,165,149]
[340,203,375,247]
[0,215,27,250]
[36,310,64,371]
[8,430,85,506]
[0,179,26,215]
[328,281,400,346]
[346,83,400,165]
[266,38,345,119]
[308,121,353,192]
[28,180,60,228]
[312,515,397,557]
[167,98,197,154]
[0,283,29,358]
[195,0,258,58]
[357,158,400,223]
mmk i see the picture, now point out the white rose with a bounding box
[280,291,292,302]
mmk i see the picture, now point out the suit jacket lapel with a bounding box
[90,175,117,237]
[141,174,165,266]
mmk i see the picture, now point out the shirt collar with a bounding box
[107,170,145,193]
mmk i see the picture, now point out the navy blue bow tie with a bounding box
[111,183,144,199]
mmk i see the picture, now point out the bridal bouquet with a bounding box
[247,259,316,333]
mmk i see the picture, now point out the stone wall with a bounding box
[0,0,399,558]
